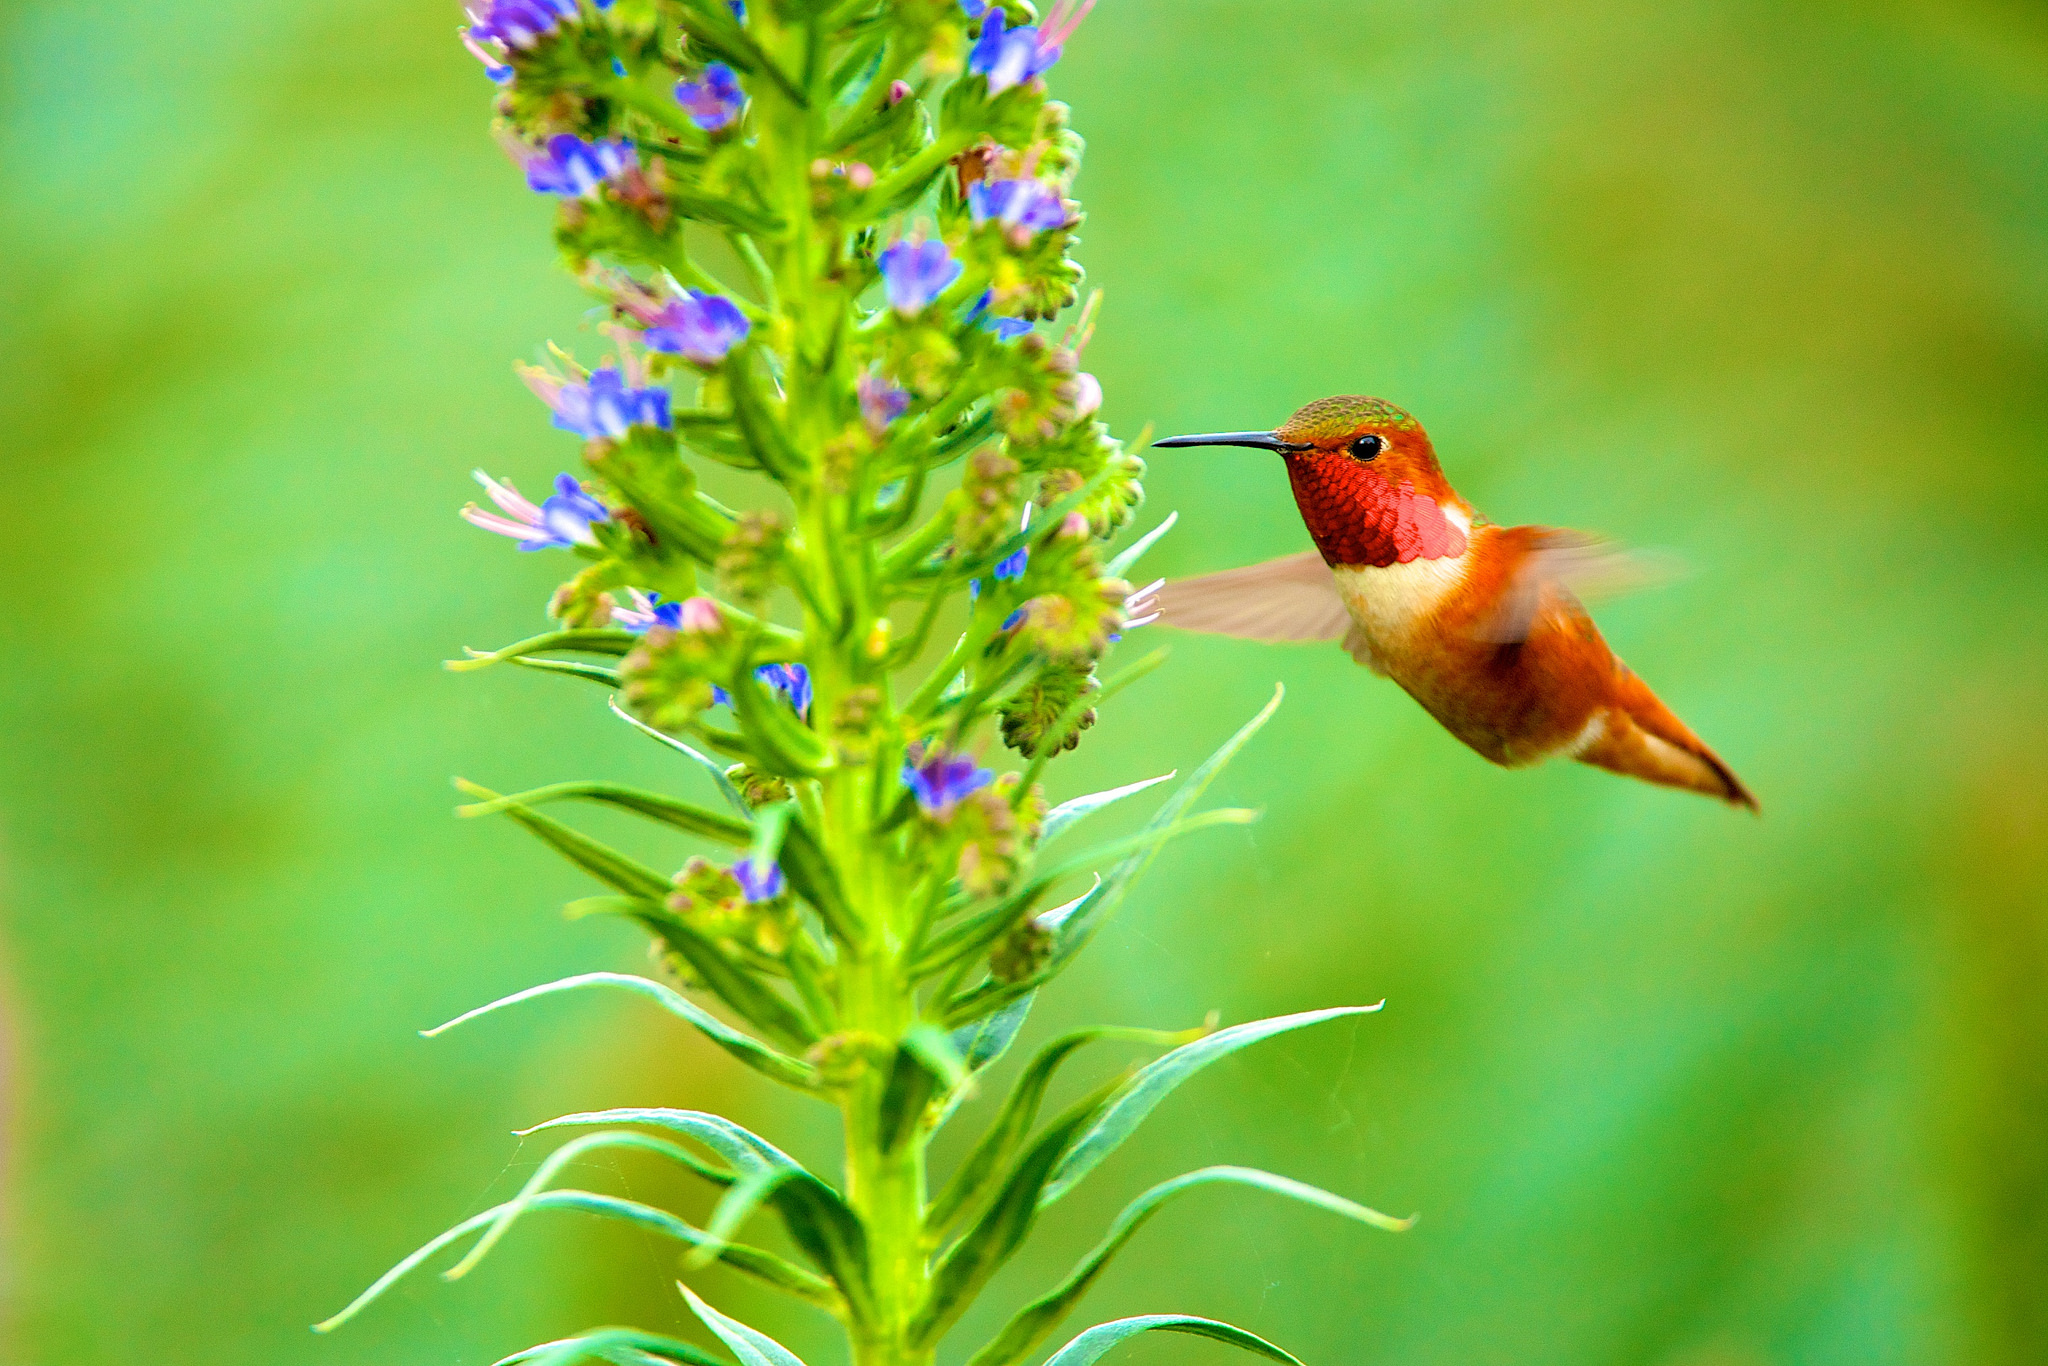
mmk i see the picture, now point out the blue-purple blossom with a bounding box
[613,589,686,633]
[524,134,637,197]
[462,471,609,551]
[905,747,994,815]
[879,240,962,316]
[732,857,784,902]
[967,0,1093,95]
[959,0,987,17]
[676,63,746,131]
[461,0,579,80]
[858,370,910,434]
[968,179,1070,238]
[641,291,751,365]
[521,362,672,439]
[711,663,813,718]
[967,290,1032,340]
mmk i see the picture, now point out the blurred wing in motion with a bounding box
[1153,550,1352,642]
[1474,528,1687,644]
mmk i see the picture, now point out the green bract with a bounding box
[321,3,1410,1364]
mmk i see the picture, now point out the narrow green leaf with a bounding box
[968,1167,1410,1366]
[1047,685,1284,969]
[446,628,640,672]
[609,697,752,818]
[457,781,753,846]
[422,971,815,1089]
[548,1110,865,1324]
[493,1328,729,1366]
[951,992,1035,1072]
[1039,1315,1299,1366]
[636,910,818,1047]
[679,1282,811,1366]
[917,810,1258,976]
[1041,1004,1383,1207]
[928,1024,1200,1239]
[312,1189,796,1335]
[516,1106,791,1180]
[909,1079,1123,1349]
[443,1131,732,1280]
[1041,772,1176,845]
[455,781,670,900]
[506,656,621,688]
[1103,510,1180,579]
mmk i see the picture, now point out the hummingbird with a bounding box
[1151,396,1757,809]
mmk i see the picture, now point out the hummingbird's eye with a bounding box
[1348,434,1385,462]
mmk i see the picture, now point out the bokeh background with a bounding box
[3,1,2045,1363]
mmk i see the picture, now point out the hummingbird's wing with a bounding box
[1152,551,1353,642]
[1474,529,1684,643]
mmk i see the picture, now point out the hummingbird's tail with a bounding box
[1576,666,1759,811]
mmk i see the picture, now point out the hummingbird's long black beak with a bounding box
[1151,430,1311,452]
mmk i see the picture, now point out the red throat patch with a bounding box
[1284,454,1467,568]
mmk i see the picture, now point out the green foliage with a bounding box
[304,4,1404,1365]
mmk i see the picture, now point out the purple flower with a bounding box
[732,857,784,903]
[613,589,686,633]
[462,470,609,551]
[676,63,746,131]
[858,370,910,434]
[967,0,1092,95]
[642,291,750,365]
[711,663,812,717]
[960,0,988,17]
[967,290,1032,340]
[879,240,962,316]
[968,179,1070,238]
[523,134,637,198]
[461,0,580,79]
[521,362,672,439]
[905,747,994,815]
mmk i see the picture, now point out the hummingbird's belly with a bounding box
[1330,552,1604,767]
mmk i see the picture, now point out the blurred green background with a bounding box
[3,1,2045,1363]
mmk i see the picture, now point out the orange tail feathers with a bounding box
[1577,666,1758,811]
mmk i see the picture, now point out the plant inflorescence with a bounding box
[317,2,1408,1363]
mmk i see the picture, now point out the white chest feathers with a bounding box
[1329,552,1469,670]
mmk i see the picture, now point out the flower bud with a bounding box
[951,449,1022,554]
[725,762,792,808]
[806,1031,894,1089]
[990,915,1053,983]
[998,663,1098,754]
[952,787,1021,898]
[619,624,720,732]
[717,510,786,604]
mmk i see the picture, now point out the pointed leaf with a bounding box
[909,1079,1123,1349]
[679,1282,810,1366]
[494,1328,727,1366]
[443,1131,730,1279]
[928,1024,1200,1238]
[1048,685,1284,967]
[455,781,670,900]
[447,628,641,672]
[422,973,816,1089]
[1041,1315,1299,1366]
[1104,510,1179,579]
[458,781,752,846]
[951,992,1036,1072]
[632,906,818,1046]
[506,656,621,688]
[1041,772,1175,845]
[516,1107,800,1181]
[314,1189,812,1335]
[1042,1004,1383,1207]
[970,1167,1408,1366]
[610,697,752,817]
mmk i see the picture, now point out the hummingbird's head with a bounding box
[1154,396,1468,567]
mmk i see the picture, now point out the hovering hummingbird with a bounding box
[1152,396,1756,809]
